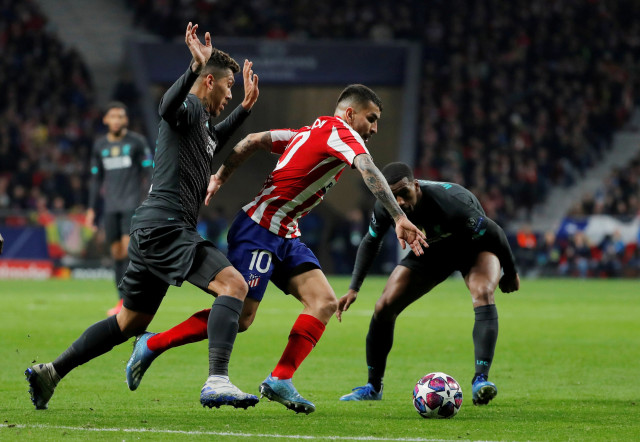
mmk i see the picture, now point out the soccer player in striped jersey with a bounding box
[86,102,152,316]
[337,162,520,405]
[125,84,428,414]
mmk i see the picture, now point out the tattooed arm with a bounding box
[353,154,404,220]
[353,154,428,255]
[204,131,272,205]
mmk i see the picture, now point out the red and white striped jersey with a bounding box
[243,116,369,238]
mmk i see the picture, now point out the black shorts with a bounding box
[119,225,231,314]
[104,210,136,244]
[399,239,484,283]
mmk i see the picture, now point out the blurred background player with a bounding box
[86,102,152,316]
[25,22,260,411]
[337,162,519,405]
[124,84,428,414]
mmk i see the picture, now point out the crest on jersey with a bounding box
[206,136,217,158]
[247,274,261,288]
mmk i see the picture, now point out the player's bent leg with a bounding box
[200,375,259,409]
[339,383,383,401]
[464,252,501,405]
[25,363,60,410]
[357,265,439,398]
[259,374,315,414]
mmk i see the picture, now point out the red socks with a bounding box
[146,309,210,353]
[145,310,327,381]
[271,314,326,379]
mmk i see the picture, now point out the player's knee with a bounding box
[323,296,338,316]
[373,298,398,322]
[470,284,495,306]
[216,271,248,299]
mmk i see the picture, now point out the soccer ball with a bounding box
[413,372,463,419]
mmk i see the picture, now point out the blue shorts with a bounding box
[227,211,321,302]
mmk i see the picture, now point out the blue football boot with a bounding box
[126,332,159,391]
[200,375,259,409]
[259,374,315,414]
[472,374,497,405]
[339,383,383,401]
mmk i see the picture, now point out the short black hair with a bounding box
[104,101,127,115]
[199,48,240,78]
[381,162,413,185]
[336,84,383,112]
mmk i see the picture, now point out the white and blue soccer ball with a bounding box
[413,372,463,419]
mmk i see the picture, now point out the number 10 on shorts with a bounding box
[249,250,272,273]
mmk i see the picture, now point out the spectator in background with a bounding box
[559,231,594,278]
[515,223,537,275]
[536,230,562,276]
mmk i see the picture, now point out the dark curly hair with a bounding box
[197,48,240,78]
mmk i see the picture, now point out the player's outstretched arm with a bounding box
[204,131,272,205]
[353,154,428,255]
[241,59,259,111]
[185,22,212,74]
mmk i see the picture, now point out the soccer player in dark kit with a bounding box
[86,102,152,316]
[337,162,520,406]
[25,22,260,410]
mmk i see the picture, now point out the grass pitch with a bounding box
[1,277,638,441]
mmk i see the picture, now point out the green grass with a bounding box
[1,277,639,441]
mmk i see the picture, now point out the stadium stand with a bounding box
[2,0,639,276]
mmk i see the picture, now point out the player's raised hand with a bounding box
[395,215,428,256]
[336,289,359,322]
[186,22,212,73]
[204,174,223,206]
[241,59,259,111]
[499,273,520,293]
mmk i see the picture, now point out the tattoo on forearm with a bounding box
[219,134,268,182]
[260,132,271,145]
[356,156,404,219]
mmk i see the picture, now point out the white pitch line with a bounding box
[0,424,493,442]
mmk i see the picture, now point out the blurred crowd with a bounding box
[0,0,97,216]
[2,0,640,275]
[569,153,640,217]
[514,224,640,278]
[127,0,640,227]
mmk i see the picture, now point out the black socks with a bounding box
[473,304,498,377]
[366,315,395,392]
[52,314,127,379]
[207,296,243,376]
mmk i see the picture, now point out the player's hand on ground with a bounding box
[204,174,223,206]
[499,273,520,293]
[185,22,212,73]
[395,216,428,256]
[84,209,97,232]
[336,289,358,322]
[241,60,259,111]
